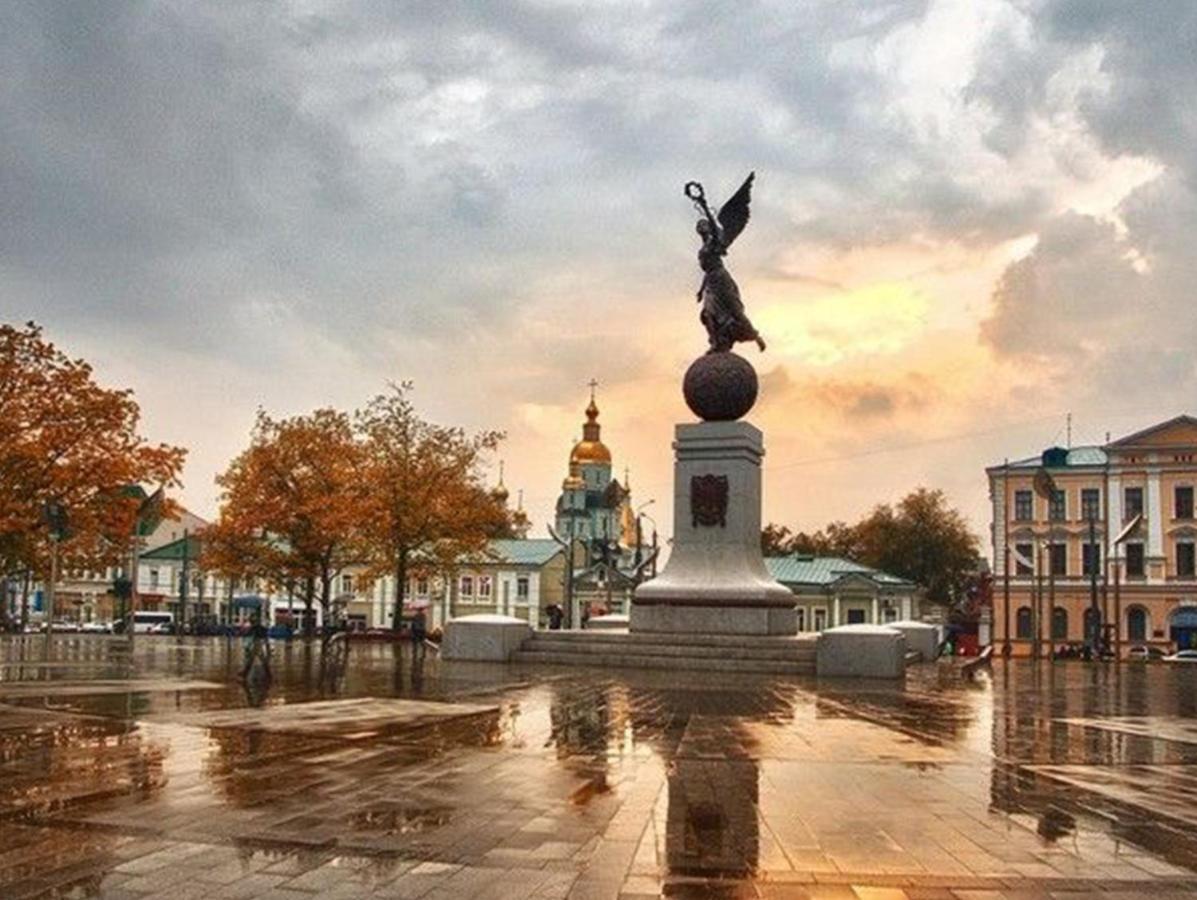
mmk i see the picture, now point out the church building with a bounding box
[553,386,651,613]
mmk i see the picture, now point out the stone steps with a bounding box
[512,631,816,675]
[512,648,814,675]
[527,630,816,649]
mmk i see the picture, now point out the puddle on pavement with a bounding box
[3,638,1197,890]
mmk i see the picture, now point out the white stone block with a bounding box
[585,613,629,631]
[817,624,906,679]
[442,614,532,662]
[888,620,940,661]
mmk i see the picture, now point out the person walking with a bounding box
[411,609,427,658]
[239,611,271,681]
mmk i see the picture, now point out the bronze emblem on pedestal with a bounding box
[691,474,729,528]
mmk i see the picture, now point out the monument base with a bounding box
[630,603,796,635]
[631,420,796,636]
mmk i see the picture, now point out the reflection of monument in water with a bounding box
[544,673,799,878]
[630,173,796,636]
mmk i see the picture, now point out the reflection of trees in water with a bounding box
[548,680,625,759]
[0,717,166,819]
[201,709,503,808]
[813,683,977,749]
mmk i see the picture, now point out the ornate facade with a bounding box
[987,415,1197,657]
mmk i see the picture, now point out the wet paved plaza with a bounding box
[2,638,1197,898]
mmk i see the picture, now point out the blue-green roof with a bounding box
[765,554,913,589]
[141,534,203,562]
[994,446,1108,471]
[476,539,563,567]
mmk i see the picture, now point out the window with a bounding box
[149,569,160,590]
[882,605,898,623]
[1051,607,1068,641]
[1127,607,1148,642]
[1050,543,1067,577]
[1014,490,1033,522]
[1125,543,1145,577]
[460,576,474,598]
[846,608,866,624]
[1177,542,1195,577]
[516,576,530,601]
[416,578,429,597]
[1125,487,1144,520]
[813,608,827,631]
[1082,543,1101,577]
[1049,490,1067,522]
[796,608,806,632]
[1081,488,1100,521]
[1016,607,1032,639]
[1177,486,1194,520]
[341,574,353,595]
[479,576,493,598]
[1014,543,1034,576]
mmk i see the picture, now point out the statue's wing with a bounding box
[717,172,754,248]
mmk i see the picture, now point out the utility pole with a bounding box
[1002,460,1011,656]
[180,528,190,635]
[1033,541,1043,660]
[547,525,577,629]
[1088,513,1100,656]
[41,500,68,662]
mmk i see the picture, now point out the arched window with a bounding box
[1084,608,1101,643]
[1127,607,1148,642]
[1016,606,1032,638]
[1052,607,1069,641]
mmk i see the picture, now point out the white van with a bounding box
[132,611,174,634]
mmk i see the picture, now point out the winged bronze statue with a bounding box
[684,173,766,353]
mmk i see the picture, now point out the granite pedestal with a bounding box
[889,620,940,661]
[816,624,906,679]
[442,614,532,661]
[631,421,796,635]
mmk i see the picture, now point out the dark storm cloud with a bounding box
[977,1,1197,402]
[2,0,1069,375]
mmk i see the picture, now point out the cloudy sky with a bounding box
[4,1,1196,548]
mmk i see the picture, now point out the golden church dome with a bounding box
[570,440,611,465]
[569,395,611,465]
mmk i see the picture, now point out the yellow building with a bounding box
[987,415,1197,657]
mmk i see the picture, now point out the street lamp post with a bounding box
[547,525,578,629]
[1087,513,1101,656]
[41,500,68,662]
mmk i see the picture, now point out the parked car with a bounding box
[50,620,78,633]
[79,621,113,634]
[1127,645,1165,661]
[147,621,174,635]
[1163,649,1197,663]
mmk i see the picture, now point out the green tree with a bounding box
[207,408,364,634]
[355,385,506,631]
[764,488,978,606]
[0,321,185,589]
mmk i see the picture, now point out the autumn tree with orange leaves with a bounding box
[356,385,507,631]
[0,322,185,607]
[204,408,365,634]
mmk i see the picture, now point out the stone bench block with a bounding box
[816,624,906,679]
[442,614,532,662]
[584,613,629,631]
[888,620,940,661]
